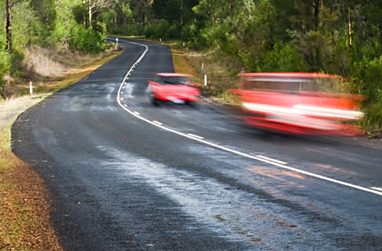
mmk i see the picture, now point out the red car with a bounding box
[147,73,200,106]
[231,73,364,136]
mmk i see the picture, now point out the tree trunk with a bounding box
[6,0,12,52]
[313,0,321,31]
[348,7,353,48]
[89,5,93,28]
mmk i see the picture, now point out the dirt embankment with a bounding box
[2,46,118,99]
[0,46,120,250]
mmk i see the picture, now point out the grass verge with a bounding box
[170,45,241,106]
[0,50,121,250]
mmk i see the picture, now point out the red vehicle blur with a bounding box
[147,73,200,106]
[231,73,364,136]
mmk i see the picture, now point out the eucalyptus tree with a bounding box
[83,0,113,28]
[4,0,22,52]
[30,0,56,46]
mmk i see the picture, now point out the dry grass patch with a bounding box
[0,116,62,250]
[171,49,199,76]
[170,46,241,105]
[0,147,62,250]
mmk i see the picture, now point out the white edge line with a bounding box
[115,39,382,198]
[187,133,205,140]
[152,120,163,126]
[370,187,382,192]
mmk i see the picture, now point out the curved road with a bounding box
[12,39,382,250]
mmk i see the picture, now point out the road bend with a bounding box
[12,39,382,250]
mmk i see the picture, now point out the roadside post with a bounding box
[115,37,119,50]
[29,81,33,96]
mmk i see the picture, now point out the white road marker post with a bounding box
[115,37,119,50]
[29,81,33,96]
[204,74,208,87]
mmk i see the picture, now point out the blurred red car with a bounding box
[147,73,200,106]
[231,73,364,136]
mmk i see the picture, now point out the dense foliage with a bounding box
[0,0,111,73]
[1,0,382,132]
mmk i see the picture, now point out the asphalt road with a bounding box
[12,39,382,251]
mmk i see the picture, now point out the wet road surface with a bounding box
[12,39,382,250]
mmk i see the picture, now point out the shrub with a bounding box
[0,50,11,97]
[362,56,382,104]
[69,25,105,53]
[357,56,382,134]
[259,42,309,72]
[144,19,181,40]
[362,103,382,135]
[10,50,25,78]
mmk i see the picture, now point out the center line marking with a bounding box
[116,39,382,198]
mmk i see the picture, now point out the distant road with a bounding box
[12,38,382,250]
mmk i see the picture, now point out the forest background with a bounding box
[1,0,382,133]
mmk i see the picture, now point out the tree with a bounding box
[5,0,13,52]
[30,0,57,45]
[83,0,113,28]
[4,0,27,52]
[152,0,198,25]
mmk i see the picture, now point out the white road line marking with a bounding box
[370,187,382,192]
[187,133,205,140]
[256,155,287,165]
[152,120,163,126]
[133,111,140,115]
[116,39,382,198]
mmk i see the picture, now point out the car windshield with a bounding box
[241,77,350,94]
[157,76,189,85]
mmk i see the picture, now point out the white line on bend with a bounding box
[187,133,205,140]
[152,120,163,126]
[371,187,382,192]
[116,39,382,197]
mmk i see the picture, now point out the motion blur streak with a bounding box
[232,73,364,136]
[293,105,364,119]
